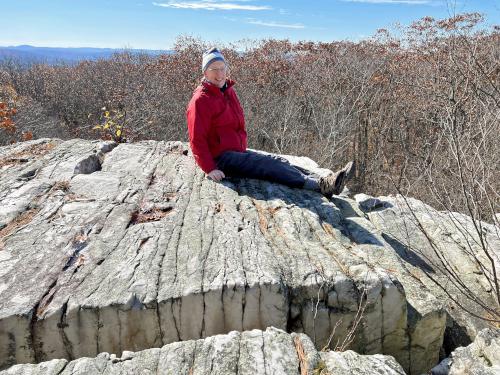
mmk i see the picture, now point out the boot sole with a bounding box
[333,161,355,195]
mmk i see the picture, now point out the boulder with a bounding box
[321,350,406,375]
[0,327,406,375]
[355,193,500,355]
[431,328,500,375]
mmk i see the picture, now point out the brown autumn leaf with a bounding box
[22,131,33,141]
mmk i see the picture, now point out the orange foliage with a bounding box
[0,101,17,134]
[22,131,33,141]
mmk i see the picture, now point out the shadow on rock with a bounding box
[381,233,435,273]
[221,176,384,247]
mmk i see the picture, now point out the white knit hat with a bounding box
[202,47,225,72]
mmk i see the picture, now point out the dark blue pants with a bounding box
[216,150,319,190]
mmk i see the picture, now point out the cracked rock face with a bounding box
[0,139,496,374]
[0,327,407,375]
[355,194,500,357]
[431,328,500,375]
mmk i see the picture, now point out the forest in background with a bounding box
[0,13,498,226]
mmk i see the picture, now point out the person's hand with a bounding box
[207,169,225,182]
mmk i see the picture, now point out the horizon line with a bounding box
[0,44,173,51]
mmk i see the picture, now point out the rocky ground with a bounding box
[0,139,498,374]
[1,327,408,375]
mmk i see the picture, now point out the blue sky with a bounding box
[1,0,499,49]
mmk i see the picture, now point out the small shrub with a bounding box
[92,106,127,142]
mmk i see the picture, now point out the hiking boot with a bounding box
[333,161,355,196]
[319,161,355,198]
[319,171,340,199]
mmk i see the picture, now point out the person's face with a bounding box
[204,60,228,88]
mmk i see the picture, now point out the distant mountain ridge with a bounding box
[0,45,173,64]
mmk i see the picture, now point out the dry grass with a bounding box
[0,207,40,249]
[312,360,330,375]
[268,206,282,217]
[51,180,70,193]
[252,200,268,233]
[0,142,56,168]
[64,193,86,201]
[75,254,86,267]
[322,223,335,237]
[0,157,28,168]
[73,232,88,244]
[130,206,173,225]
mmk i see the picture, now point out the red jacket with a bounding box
[186,79,247,173]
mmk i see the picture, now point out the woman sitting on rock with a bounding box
[186,47,354,198]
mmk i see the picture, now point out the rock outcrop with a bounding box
[431,328,500,375]
[0,327,407,375]
[0,139,498,374]
[355,193,500,354]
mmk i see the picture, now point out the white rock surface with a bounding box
[1,327,407,375]
[355,193,500,358]
[431,328,500,375]
[1,139,495,374]
[321,349,406,375]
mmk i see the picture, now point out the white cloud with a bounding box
[152,1,271,11]
[341,0,431,4]
[246,19,305,29]
[221,15,239,22]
